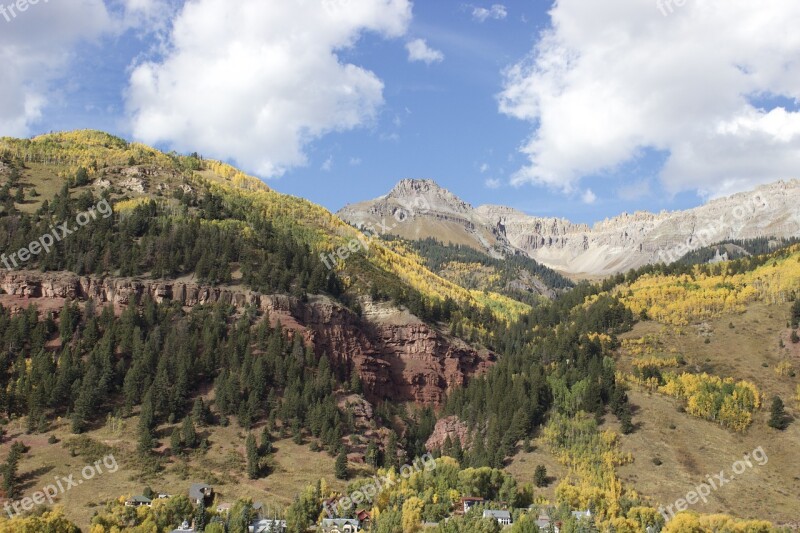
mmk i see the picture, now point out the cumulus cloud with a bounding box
[581,189,597,204]
[472,4,507,22]
[499,0,800,198]
[127,0,412,178]
[406,38,444,64]
[485,178,502,189]
[0,0,174,138]
[0,0,113,136]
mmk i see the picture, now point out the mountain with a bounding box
[338,179,800,275]
[1,131,798,531]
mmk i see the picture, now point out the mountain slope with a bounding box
[339,179,800,276]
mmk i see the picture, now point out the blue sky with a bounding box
[3,0,799,225]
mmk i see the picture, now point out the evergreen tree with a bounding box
[260,426,272,455]
[138,388,156,453]
[194,501,207,532]
[792,298,800,329]
[365,440,380,469]
[384,431,398,470]
[1,443,22,499]
[335,448,348,480]
[182,416,198,449]
[534,465,548,487]
[246,433,259,479]
[768,396,789,430]
[349,371,362,394]
[170,428,183,455]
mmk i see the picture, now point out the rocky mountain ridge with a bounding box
[338,179,800,275]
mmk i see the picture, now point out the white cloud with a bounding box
[485,178,502,189]
[472,4,507,22]
[406,38,444,64]
[581,189,597,204]
[349,157,362,166]
[0,0,114,136]
[0,0,173,138]
[127,0,412,178]
[617,180,652,201]
[479,163,490,173]
[499,1,800,198]
[321,156,333,172]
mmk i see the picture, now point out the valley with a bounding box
[0,132,796,532]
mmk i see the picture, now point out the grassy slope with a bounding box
[0,414,353,529]
[613,301,800,524]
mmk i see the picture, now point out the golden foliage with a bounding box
[0,507,80,533]
[618,248,800,325]
[659,372,761,431]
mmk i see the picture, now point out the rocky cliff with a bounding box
[339,179,800,275]
[0,270,491,406]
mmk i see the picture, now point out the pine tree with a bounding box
[365,440,380,469]
[260,426,272,455]
[335,448,348,480]
[1,444,22,499]
[194,501,207,532]
[192,397,207,426]
[792,299,800,329]
[768,396,789,430]
[349,371,362,394]
[246,433,259,479]
[138,388,156,454]
[182,416,198,449]
[384,431,398,470]
[534,464,548,487]
[170,428,183,455]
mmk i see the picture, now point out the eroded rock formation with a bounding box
[0,271,491,406]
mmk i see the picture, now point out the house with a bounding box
[535,515,560,533]
[355,509,371,524]
[459,497,485,514]
[125,495,153,507]
[320,518,360,533]
[482,510,512,527]
[249,518,287,533]
[157,493,171,500]
[188,483,214,506]
[253,501,265,513]
[169,519,194,533]
[571,509,592,521]
[216,503,232,515]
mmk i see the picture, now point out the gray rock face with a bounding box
[339,179,800,275]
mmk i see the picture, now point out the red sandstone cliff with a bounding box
[0,271,493,406]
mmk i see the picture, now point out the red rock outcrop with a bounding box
[425,415,471,451]
[0,271,492,406]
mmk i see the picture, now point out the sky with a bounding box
[1,0,799,225]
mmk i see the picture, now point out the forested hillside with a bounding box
[0,131,796,532]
